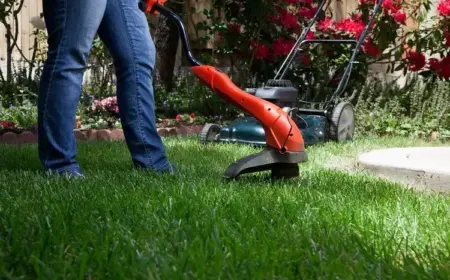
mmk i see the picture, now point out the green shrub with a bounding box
[354,75,449,139]
[154,73,239,119]
[0,98,37,130]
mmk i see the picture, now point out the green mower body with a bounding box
[199,82,356,148]
[216,115,327,146]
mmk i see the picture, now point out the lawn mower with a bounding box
[197,0,384,147]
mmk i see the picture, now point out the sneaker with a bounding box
[158,163,176,175]
[45,167,85,179]
[134,162,176,175]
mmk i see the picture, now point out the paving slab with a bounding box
[358,147,450,193]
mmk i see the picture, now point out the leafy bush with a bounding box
[154,73,240,119]
[354,76,449,139]
[0,98,38,132]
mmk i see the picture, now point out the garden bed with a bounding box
[0,124,205,145]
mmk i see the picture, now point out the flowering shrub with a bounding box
[0,120,16,131]
[0,99,37,132]
[193,0,448,100]
[74,96,121,129]
[91,96,119,114]
[400,0,450,81]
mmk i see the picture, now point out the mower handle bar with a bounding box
[139,1,202,67]
[274,0,384,108]
[273,0,328,81]
[140,0,382,109]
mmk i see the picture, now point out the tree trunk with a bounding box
[154,2,184,92]
[6,31,13,83]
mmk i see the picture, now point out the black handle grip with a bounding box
[139,2,202,66]
[138,0,146,12]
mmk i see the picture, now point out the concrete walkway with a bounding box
[358,147,450,193]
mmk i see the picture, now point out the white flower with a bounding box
[30,16,46,30]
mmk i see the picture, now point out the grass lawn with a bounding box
[0,135,449,279]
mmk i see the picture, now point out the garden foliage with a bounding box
[0,0,449,139]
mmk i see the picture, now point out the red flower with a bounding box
[176,114,182,121]
[438,57,450,79]
[429,56,450,80]
[299,55,311,66]
[428,58,441,71]
[227,22,241,33]
[405,51,426,71]
[306,31,316,40]
[297,7,317,19]
[272,38,296,57]
[292,0,313,6]
[382,0,401,15]
[358,0,375,7]
[437,0,450,16]
[444,29,450,47]
[393,11,407,25]
[352,13,363,21]
[362,39,381,56]
[190,113,196,119]
[279,9,299,29]
[334,18,365,38]
[255,44,270,60]
[269,14,279,23]
[0,121,15,129]
[317,17,334,32]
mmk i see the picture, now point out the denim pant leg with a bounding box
[97,0,172,171]
[38,0,107,173]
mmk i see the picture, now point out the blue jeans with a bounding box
[38,0,173,174]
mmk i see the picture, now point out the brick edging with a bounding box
[0,125,205,145]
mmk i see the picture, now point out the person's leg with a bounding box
[96,0,174,172]
[38,0,107,176]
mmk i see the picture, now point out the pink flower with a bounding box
[91,96,119,114]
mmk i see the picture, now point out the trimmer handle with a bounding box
[138,0,167,14]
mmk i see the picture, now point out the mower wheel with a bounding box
[328,101,355,142]
[199,123,221,145]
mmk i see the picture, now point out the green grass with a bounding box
[0,136,449,279]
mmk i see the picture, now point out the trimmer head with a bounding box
[223,148,307,180]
